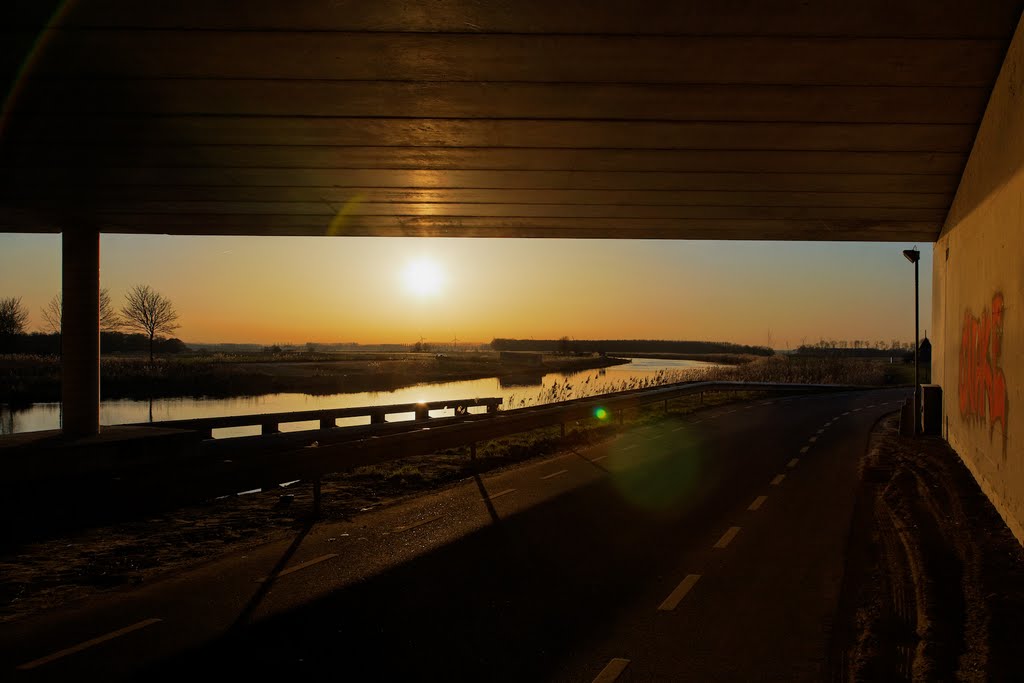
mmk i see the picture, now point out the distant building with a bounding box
[919,337,932,364]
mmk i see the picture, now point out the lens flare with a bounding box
[594,407,609,421]
[607,430,703,512]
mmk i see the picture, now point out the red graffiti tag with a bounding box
[958,293,1007,431]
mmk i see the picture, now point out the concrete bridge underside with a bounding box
[1,2,1023,543]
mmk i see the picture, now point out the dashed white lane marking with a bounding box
[771,474,786,486]
[800,446,810,454]
[842,411,850,416]
[714,526,742,549]
[623,444,639,451]
[650,434,664,440]
[809,436,818,443]
[853,408,862,412]
[392,515,444,535]
[867,404,876,409]
[592,455,608,462]
[816,429,825,434]
[16,618,163,670]
[761,401,774,405]
[787,458,799,468]
[658,574,701,611]
[672,426,685,432]
[748,495,768,511]
[693,420,704,424]
[489,488,516,500]
[541,469,568,480]
[725,409,737,414]
[256,553,340,583]
[592,658,631,683]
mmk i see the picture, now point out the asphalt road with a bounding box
[2,388,911,681]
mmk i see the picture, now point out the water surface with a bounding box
[1,358,712,437]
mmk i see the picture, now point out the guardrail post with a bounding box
[371,411,385,424]
[487,401,499,414]
[700,391,704,405]
[664,399,668,414]
[319,417,336,430]
[201,428,213,440]
[313,477,322,518]
[560,422,566,437]
[262,422,280,435]
[415,405,429,421]
[470,443,477,460]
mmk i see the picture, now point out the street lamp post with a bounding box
[903,248,921,436]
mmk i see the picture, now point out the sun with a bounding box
[402,259,445,297]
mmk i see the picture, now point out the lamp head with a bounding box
[902,248,920,264]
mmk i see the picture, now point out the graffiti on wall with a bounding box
[959,293,1008,436]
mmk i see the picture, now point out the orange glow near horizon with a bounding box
[0,234,933,349]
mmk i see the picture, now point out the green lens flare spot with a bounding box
[594,407,609,421]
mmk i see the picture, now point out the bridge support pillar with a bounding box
[61,228,100,437]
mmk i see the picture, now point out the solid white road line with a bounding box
[16,618,164,671]
[748,495,768,511]
[541,469,568,480]
[489,488,516,500]
[770,474,786,486]
[658,574,701,611]
[787,458,799,468]
[256,553,340,583]
[800,446,810,454]
[592,658,631,683]
[713,527,741,549]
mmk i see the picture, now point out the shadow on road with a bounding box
[142,436,747,683]
[230,518,316,630]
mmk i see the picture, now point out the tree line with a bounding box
[0,285,181,360]
[490,338,774,356]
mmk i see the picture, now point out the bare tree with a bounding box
[0,297,30,351]
[120,285,180,361]
[40,289,122,335]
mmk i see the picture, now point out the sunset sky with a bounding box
[0,234,932,349]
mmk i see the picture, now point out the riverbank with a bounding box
[617,352,755,365]
[0,352,629,406]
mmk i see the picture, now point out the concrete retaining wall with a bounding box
[933,13,1024,543]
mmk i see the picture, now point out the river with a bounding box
[0,358,713,437]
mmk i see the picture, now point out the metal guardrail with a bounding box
[127,397,503,438]
[187,380,866,509]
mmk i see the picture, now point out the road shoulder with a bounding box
[832,413,1024,681]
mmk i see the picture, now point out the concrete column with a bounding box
[61,229,100,437]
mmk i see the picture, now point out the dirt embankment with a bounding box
[833,414,1024,682]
